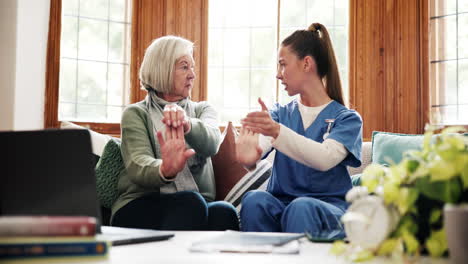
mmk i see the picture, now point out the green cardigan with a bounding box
[111,100,221,219]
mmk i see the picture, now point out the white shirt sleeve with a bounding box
[271,124,348,171]
[258,134,273,158]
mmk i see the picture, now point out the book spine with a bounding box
[0,241,109,260]
[0,216,97,237]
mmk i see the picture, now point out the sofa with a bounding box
[62,121,426,226]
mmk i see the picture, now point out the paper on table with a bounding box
[189,231,304,254]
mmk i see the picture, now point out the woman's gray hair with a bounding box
[139,36,194,94]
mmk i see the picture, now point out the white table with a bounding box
[98,231,449,264]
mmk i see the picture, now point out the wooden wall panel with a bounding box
[349,0,429,140]
[131,0,208,103]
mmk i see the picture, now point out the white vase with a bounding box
[444,204,468,264]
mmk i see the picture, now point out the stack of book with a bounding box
[0,216,109,262]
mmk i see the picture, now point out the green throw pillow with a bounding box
[371,131,424,166]
[95,138,124,209]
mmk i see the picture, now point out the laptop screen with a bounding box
[0,129,103,228]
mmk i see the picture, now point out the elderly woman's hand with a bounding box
[240,98,280,139]
[157,125,195,178]
[162,104,191,133]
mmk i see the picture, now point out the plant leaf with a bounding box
[350,249,374,262]
[425,229,448,258]
[415,177,462,203]
[396,188,419,214]
[329,240,347,255]
[376,238,398,256]
[402,230,419,254]
[462,157,468,189]
[383,182,399,205]
[362,164,387,193]
[429,159,458,181]
[429,209,441,225]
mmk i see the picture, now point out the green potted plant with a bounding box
[332,126,468,262]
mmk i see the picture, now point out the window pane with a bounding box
[279,27,302,44]
[77,104,106,122]
[251,28,276,67]
[430,61,457,106]
[108,64,130,106]
[110,0,131,23]
[223,29,250,67]
[59,58,77,102]
[62,0,78,16]
[459,59,468,104]
[207,68,224,108]
[209,0,225,27]
[250,70,276,108]
[433,105,458,124]
[79,18,108,61]
[61,16,78,58]
[250,0,277,27]
[107,106,124,123]
[219,108,250,125]
[59,103,76,120]
[430,16,457,61]
[223,69,250,108]
[332,26,348,71]
[80,0,109,20]
[335,0,349,26]
[307,0,334,26]
[460,0,468,13]
[59,0,131,124]
[430,0,457,17]
[224,0,250,27]
[77,61,107,104]
[280,0,306,27]
[208,29,224,67]
[430,4,468,125]
[458,105,468,123]
[459,14,468,59]
[109,22,126,63]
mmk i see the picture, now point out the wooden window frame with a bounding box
[44,0,208,136]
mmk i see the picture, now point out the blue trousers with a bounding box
[240,190,347,238]
[112,191,239,231]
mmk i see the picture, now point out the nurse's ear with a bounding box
[303,55,318,74]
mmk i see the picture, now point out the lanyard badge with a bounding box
[323,119,335,140]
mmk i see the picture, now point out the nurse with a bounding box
[236,22,362,238]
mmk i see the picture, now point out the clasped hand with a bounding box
[162,104,191,133]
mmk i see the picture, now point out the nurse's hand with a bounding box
[157,125,195,178]
[162,104,191,133]
[241,98,280,139]
[235,127,262,169]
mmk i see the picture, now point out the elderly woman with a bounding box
[111,36,239,231]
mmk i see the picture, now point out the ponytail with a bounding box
[282,23,344,105]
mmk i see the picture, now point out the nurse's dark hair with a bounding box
[281,22,344,106]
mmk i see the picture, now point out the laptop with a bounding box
[0,129,174,246]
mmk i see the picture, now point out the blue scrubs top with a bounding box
[266,100,363,201]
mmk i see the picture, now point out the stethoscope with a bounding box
[322,119,335,140]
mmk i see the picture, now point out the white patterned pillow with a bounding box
[224,159,272,211]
